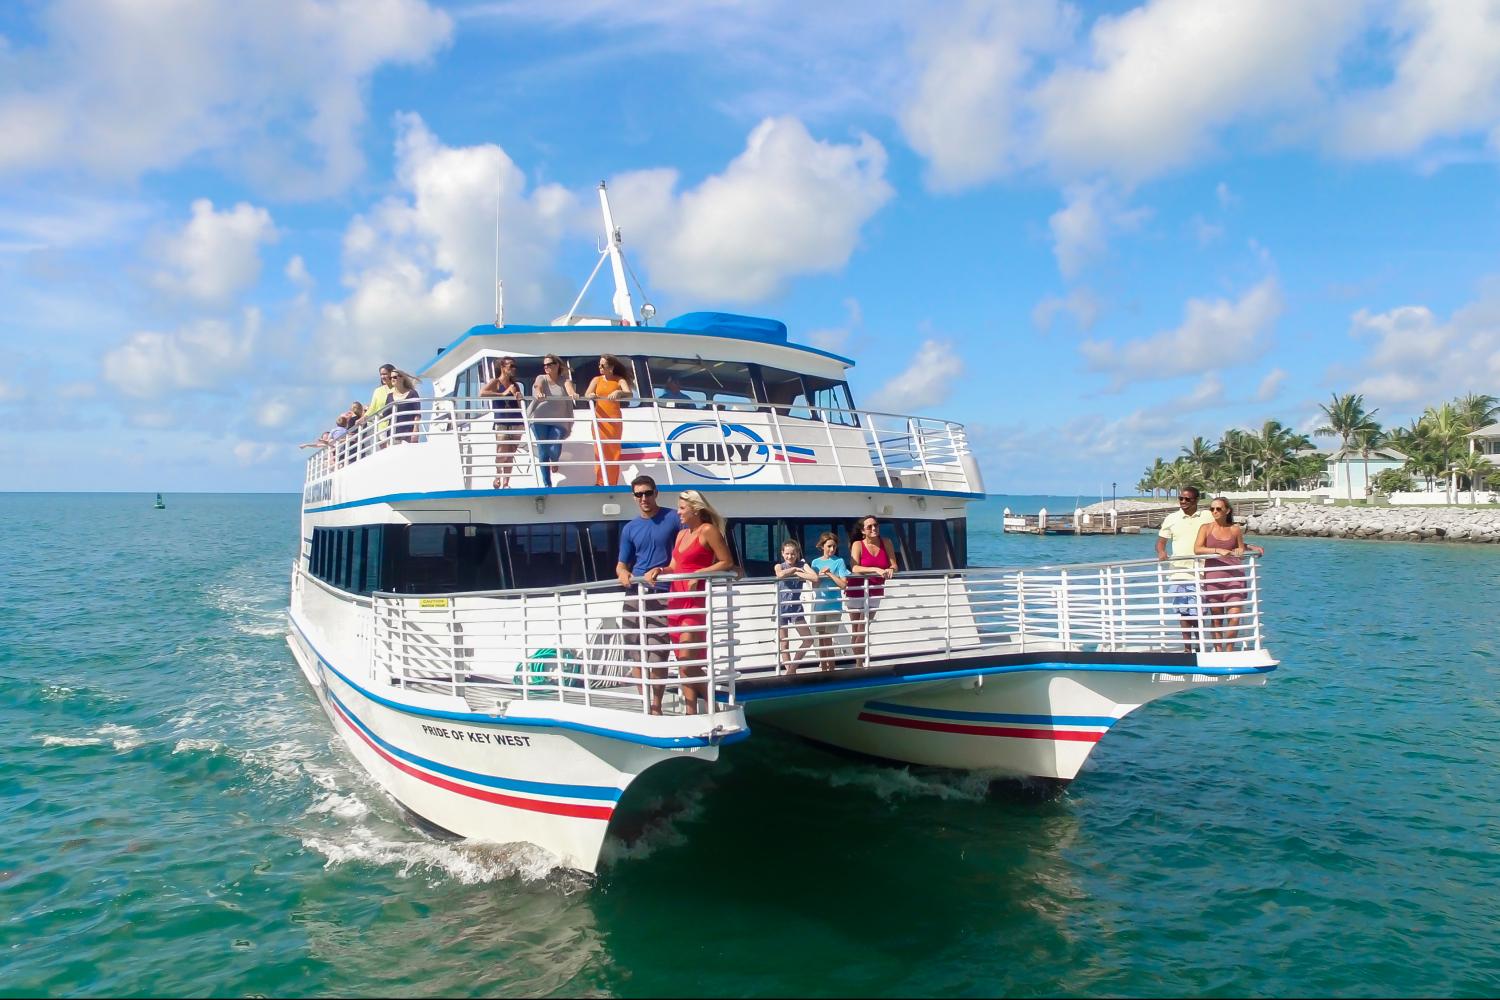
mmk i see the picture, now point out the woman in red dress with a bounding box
[645,490,735,715]
[846,514,898,664]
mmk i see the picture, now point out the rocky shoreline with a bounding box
[1243,504,1500,543]
[1077,497,1500,544]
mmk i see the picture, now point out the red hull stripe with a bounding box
[857,711,1103,743]
[331,702,614,821]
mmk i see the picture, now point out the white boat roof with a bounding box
[415,312,855,390]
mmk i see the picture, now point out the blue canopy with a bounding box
[664,312,788,345]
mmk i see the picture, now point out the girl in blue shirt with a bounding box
[808,532,849,671]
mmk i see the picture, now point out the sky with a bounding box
[4,0,1500,495]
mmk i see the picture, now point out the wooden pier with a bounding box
[1003,500,1273,536]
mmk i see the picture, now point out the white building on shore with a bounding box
[1325,445,1408,499]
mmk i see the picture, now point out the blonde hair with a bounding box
[393,370,421,392]
[677,489,725,536]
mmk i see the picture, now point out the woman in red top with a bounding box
[646,490,734,715]
[846,514,898,665]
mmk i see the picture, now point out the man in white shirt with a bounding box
[1156,487,1213,650]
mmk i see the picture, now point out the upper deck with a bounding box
[303,317,984,510]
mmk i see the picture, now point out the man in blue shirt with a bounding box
[615,474,680,714]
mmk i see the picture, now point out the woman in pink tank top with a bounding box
[846,514,898,665]
[1193,497,1264,652]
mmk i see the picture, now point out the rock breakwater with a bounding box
[1245,504,1500,543]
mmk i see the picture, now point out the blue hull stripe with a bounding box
[734,660,1275,703]
[325,688,620,802]
[290,616,749,749]
[303,482,982,514]
[861,700,1116,728]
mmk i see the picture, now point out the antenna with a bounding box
[598,182,637,326]
[493,161,504,327]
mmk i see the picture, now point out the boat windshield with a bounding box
[307,516,967,596]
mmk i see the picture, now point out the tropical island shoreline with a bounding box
[1081,498,1500,545]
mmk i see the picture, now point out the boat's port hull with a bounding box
[286,627,722,873]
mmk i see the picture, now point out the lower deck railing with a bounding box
[356,556,1266,719]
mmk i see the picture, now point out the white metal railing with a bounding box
[303,396,977,495]
[360,556,1266,720]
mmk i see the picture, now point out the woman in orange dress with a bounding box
[645,490,735,715]
[584,354,632,486]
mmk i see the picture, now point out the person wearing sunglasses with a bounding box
[847,514,898,664]
[529,354,577,487]
[1156,487,1213,650]
[1193,498,1265,651]
[615,475,680,714]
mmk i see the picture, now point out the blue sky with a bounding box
[4,0,1500,495]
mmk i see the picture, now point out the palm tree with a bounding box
[1351,425,1384,501]
[1454,392,1500,436]
[1251,419,1297,499]
[1181,436,1215,482]
[1317,392,1380,500]
[1219,428,1254,489]
[1452,450,1491,504]
[1421,403,1464,500]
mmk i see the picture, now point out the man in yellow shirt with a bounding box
[1155,487,1213,650]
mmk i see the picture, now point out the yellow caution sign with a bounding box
[418,598,450,609]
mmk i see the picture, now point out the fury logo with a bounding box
[666,422,770,481]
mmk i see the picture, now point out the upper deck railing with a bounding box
[302,395,981,502]
[320,555,1267,720]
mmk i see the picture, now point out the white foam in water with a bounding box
[96,723,143,751]
[205,582,288,637]
[41,735,104,747]
[789,763,996,802]
[301,826,566,885]
[307,791,370,821]
[172,738,223,754]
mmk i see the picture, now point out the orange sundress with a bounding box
[590,376,625,485]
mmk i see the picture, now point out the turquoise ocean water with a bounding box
[3,492,1498,997]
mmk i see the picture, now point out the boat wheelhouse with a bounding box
[286,185,1277,872]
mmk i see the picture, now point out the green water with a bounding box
[3,493,1498,997]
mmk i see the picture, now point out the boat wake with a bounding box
[40,723,144,751]
[599,781,712,866]
[788,761,1000,803]
[301,827,569,886]
[204,581,286,638]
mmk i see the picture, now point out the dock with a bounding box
[1003,500,1273,536]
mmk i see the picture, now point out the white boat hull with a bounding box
[742,657,1272,779]
[286,624,726,873]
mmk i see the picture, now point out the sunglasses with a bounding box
[1211,506,1228,513]
[633,490,656,499]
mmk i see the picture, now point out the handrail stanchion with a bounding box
[708,401,735,485]
[865,411,893,487]
[765,404,796,487]
[648,400,676,486]
[911,416,935,490]
[819,406,847,486]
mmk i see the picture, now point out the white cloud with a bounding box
[612,117,893,302]
[1033,0,1362,181]
[0,0,453,195]
[232,441,281,465]
[102,309,262,399]
[0,196,152,252]
[1216,181,1238,208]
[1256,367,1288,402]
[1079,276,1283,387]
[152,199,277,307]
[0,378,27,402]
[1032,287,1101,332]
[285,255,313,289]
[1049,182,1149,278]
[804,297,863,353]
[866,338,964,412]
[1345,280,1500,404]
[1334,0,1500,157]
[898,0,1075,190]
[316,114,576,380]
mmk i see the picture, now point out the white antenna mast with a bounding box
[598,182,637,326]
[493,162,504,327]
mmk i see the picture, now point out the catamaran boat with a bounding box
[286,185,1278,872]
